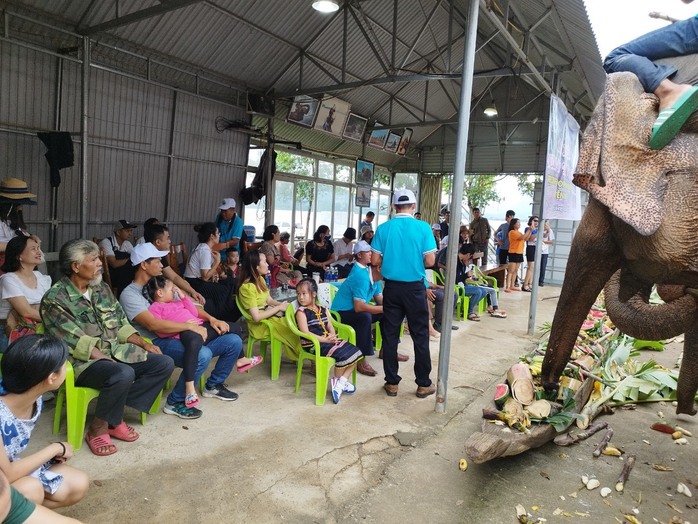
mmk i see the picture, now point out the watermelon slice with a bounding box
[580,319,596,330]
[494,383,510,408]
[589,309,606,319]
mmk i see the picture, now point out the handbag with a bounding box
[5,307,42,343]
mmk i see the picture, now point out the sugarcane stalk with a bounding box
[593,428,614,457]
[565,362,614,387]
[554,421,608,446]
[615,455,636,492]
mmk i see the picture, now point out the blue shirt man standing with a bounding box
[371,189,437,398]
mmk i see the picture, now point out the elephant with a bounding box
[540,69,698,417]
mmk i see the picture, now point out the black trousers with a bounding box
[75,353,174,426]
[337,309,382,356]
[382,280,431,387]
[186,277,241,322]
[178,323,219,382]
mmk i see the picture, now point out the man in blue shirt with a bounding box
[215,198,243,254]
[371,189,437,398]
[331,240,384,377]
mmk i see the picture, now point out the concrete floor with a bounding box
[30,285,698,523]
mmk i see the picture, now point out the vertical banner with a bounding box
[544,94,582,220]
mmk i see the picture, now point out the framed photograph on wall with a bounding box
[355,186,371,207]
[384,131,401,153]
[355,159,374,186]
[367,126,389,149]
[287,95,320,127]
[342,113,368,142]
[397,128,413,155]
[313,96,352,137]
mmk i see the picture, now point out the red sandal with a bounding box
[237,355,263,373]
[85,433,118,456]
[108,421,140,442]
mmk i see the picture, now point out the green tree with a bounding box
[516,174,542,198]
[443,174,503,215]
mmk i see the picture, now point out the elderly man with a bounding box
[371,189,437,398]
[120,243,244,420]
[99,219,137,295]
[332,227,356,279]
[469,207,491,267]
[331,240,384,377]
[214,198,243,254]
[41,239,174,456]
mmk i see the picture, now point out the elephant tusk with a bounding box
[685,287,698,298]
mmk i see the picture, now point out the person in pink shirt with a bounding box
[145,277,261,408]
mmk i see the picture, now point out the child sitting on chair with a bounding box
[144,276,260,408]
[294,278,363,404]
[457,243,507,320]
[223,248,240,280]
[0,335,89,511]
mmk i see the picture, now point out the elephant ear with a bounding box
[574,71,698,236]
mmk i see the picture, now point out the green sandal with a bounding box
[649,86,698,150]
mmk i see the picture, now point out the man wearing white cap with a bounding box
[214,198,243,255]
[331,240,384,377]
[371,189,437,398]
[99,219,137,296]
[120,243,243,420]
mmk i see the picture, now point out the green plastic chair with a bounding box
[52,361,104,451]
[235,294,284,380]
[53,361,164,450]
[427,269,469,320]
[284,303,357,406]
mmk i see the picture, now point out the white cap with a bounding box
[131,243,169,266]
[431,223,441,231]
[353,240,372,255]
[218,198,236,210]
[392,189,416,205]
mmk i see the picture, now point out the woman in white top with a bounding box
[0,235,51,350]
[184,222,240,322]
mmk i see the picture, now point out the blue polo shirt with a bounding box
[331,262,382,311]
[371,214,437,282]
[216,213,243,253]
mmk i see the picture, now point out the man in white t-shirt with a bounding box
[333,228,356,279]
[99,219,136,295]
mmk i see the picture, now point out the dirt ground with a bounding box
[29,286,698,523]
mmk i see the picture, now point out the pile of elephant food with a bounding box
[484,299,686,435]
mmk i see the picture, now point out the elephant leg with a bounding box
[541,199,622,391]
[676,325,698,416]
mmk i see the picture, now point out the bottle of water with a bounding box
[265,272,271,288]
[327,267,333,282]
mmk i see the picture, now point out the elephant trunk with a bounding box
[605,272,698,340]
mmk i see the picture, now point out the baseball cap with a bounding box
[218,198,236,210]
[114,219,136,231]
[392,189,417,205]
[431,223,441,231]
[353,240,372,255]
[130,243,169,265]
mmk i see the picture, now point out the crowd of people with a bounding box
[0,178,555,521]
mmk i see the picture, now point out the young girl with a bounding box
[0,335,89,510]
[294,278,363,404]
[144,276,260,408]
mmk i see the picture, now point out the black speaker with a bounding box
[247,93,276,117]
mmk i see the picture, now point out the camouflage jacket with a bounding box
[40,276,146,376]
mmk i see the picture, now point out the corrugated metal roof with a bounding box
[3,0,604,173]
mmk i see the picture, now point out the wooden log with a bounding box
[507,363,535,406]
[464,377,595,464]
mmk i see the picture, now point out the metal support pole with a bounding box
[265,118,274,227]
[80,36,90,239]
[435,0,479,414]
[50,56,63,251]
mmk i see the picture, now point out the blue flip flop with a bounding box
[649,85,698,150]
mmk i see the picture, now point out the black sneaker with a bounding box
[163,402,202,419]
[202,383,239,401]
[433,323,442,333]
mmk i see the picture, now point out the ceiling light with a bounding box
[313,0,340,13]
[483,105,498,117]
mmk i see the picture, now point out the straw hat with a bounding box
[0,178,37,202]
